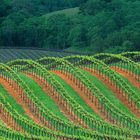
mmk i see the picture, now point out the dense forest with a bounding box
[0,0,140,53]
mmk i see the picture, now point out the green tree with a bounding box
[0,19,16,46]
[44,14,71,49]
[68,24,88,48]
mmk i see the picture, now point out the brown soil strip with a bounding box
[26,73,88,128]
[0,104,22,131]
[0,77,53,129]
[51,70,114,124]
[83,68,140,118]
[111,66,140,90]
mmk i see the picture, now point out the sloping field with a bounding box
[42,7,79,19]
[0,52,140,140]
[0,48,81,63]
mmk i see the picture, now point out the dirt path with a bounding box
[0,77,53,129]
[51,70,114,124]
[111,66,140,90]
[83,68,140,118]
[26,73,88,128]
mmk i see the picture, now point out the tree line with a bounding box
[0,0,140,53]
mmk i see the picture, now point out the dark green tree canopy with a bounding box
[0,0,140,53]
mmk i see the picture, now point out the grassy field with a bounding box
[43,7,79,18]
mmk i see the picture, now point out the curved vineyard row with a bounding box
[0,52,140,140]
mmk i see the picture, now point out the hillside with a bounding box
[0,48,82,63]
[1,1,140,139]
[0,52,140,139]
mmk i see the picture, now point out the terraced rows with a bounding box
[0,52,140,140]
